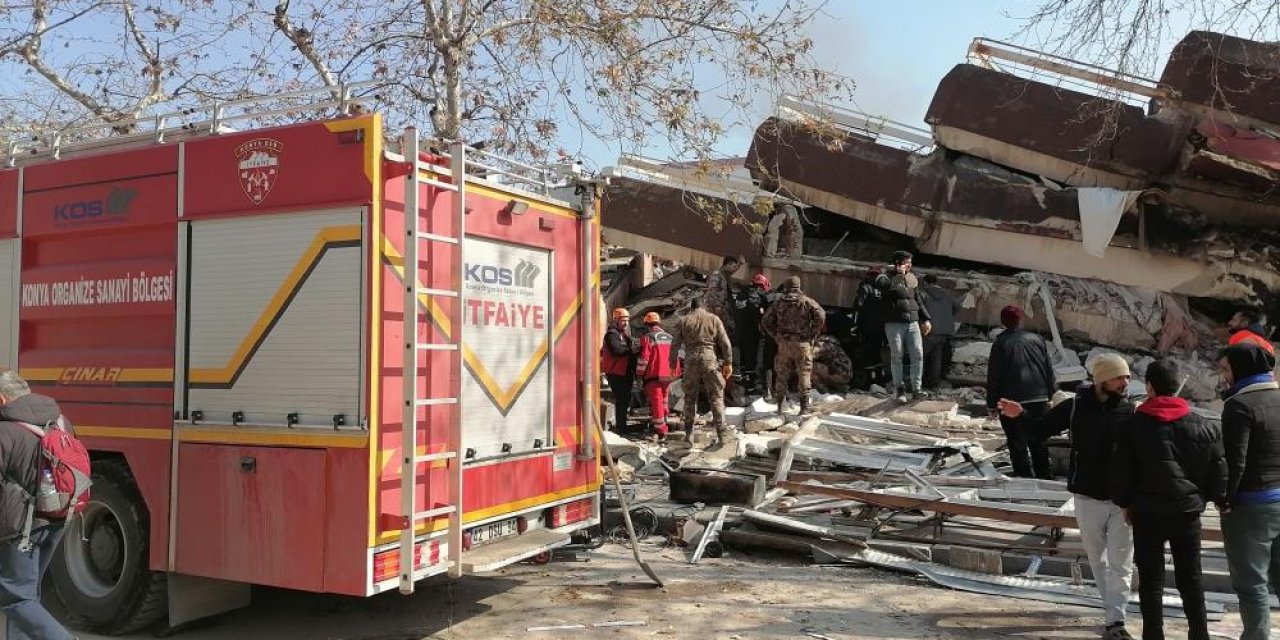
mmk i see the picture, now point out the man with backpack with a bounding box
[998,353,1137,639]
[0,370,87,640]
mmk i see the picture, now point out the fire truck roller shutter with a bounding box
[186,209,363,427]
[0,238,14,369]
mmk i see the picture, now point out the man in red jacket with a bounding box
[636,312,679,438]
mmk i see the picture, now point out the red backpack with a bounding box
[16,416,92,548]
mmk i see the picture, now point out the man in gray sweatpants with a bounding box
[999,354,1137,639]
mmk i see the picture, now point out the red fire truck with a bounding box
[0,85,603,634]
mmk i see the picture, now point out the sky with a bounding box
[577,0,1033,167]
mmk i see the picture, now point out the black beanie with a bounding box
[1221,343,1277,380]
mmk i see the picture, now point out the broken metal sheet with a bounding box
[838,548,1222,620]
[818,413,951,446]
[690,505,730,564]
[741,509,867,548]
[781,481,1226,542]
[790,440,937,473]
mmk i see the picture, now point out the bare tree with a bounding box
[1018,0,1279,80]
[1,0,851,164]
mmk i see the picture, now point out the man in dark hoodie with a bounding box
[997,352,1137,639]
[987,305,1056,479]
[1112,360,1226,640]
[0,371,77,640]
[1217,343,1280,640]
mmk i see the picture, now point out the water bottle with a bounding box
[36,468,61,513]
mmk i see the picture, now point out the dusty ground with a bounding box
[77,541,1245,640]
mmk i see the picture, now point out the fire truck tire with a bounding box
[48,458,168,635]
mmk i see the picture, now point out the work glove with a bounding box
[921,321,933,337]
[721,363,733,379]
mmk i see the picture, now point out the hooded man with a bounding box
[1228,308,1275,355]
[999,353,1137,639]
[987,304,1056,479]
[0,371,78,640]
[1218,343,1280,640]
[919,274,960,389]
[761,276,825,415]
[1112,360,1226,640]
[601,308,637,430]
[852,267,886,390]
[669,298,733,445]
[875,251,932,402]
[636,312,680,439]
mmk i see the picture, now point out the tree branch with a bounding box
[273,0,339,89]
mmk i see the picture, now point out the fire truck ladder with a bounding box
[399,128,467,593]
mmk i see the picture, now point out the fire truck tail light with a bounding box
[546,497,595,528]
[373,540,441,584]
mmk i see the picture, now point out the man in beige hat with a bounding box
[999,353,1138,639]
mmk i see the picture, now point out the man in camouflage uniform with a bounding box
[669,297,734,445]
[702,256,743,340]
[762,276,825,415]
[812,334,853,393]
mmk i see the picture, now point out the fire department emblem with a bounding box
[234,138,283,204]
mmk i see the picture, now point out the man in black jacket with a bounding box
[987,305,1056,479]
[1217,343,1280,640]
[851,267,886,390]
[1112,360,1226,640]
[875,251,932,403]
[998,352,1136,639]
[0,371,76,640]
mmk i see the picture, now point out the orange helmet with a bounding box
[611,308,630,320]
[752,273,771,289]
[643,312,661,324]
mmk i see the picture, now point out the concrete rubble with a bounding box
[584,27,1280,621]
[591,384,1249,619]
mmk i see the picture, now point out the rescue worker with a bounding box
[636,312,679,439]
[812,334,853,393]
[762,276,825,415]
[669,298,733,445]
[737,273,772,391]
[0,371,78,640]
[601,308,637,430]
[851,267,886,390]
[703,256,743,341]
[1228,307,1275,355]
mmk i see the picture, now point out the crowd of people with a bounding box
[602,251,1280,639]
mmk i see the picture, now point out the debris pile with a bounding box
[594,392,1237,620]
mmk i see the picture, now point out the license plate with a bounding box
[469,518,519,547]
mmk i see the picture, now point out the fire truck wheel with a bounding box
[48,458,168,635]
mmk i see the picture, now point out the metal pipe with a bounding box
[578,183,598,461]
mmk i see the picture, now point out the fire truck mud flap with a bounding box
[48,459,167,635]
[460,529,571,573]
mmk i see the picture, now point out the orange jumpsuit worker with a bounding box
[636,312,680,438]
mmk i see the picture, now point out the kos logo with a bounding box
[465,259,540,288]
[54,187,137,224]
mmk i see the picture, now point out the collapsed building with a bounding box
[599,32,1280,403]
